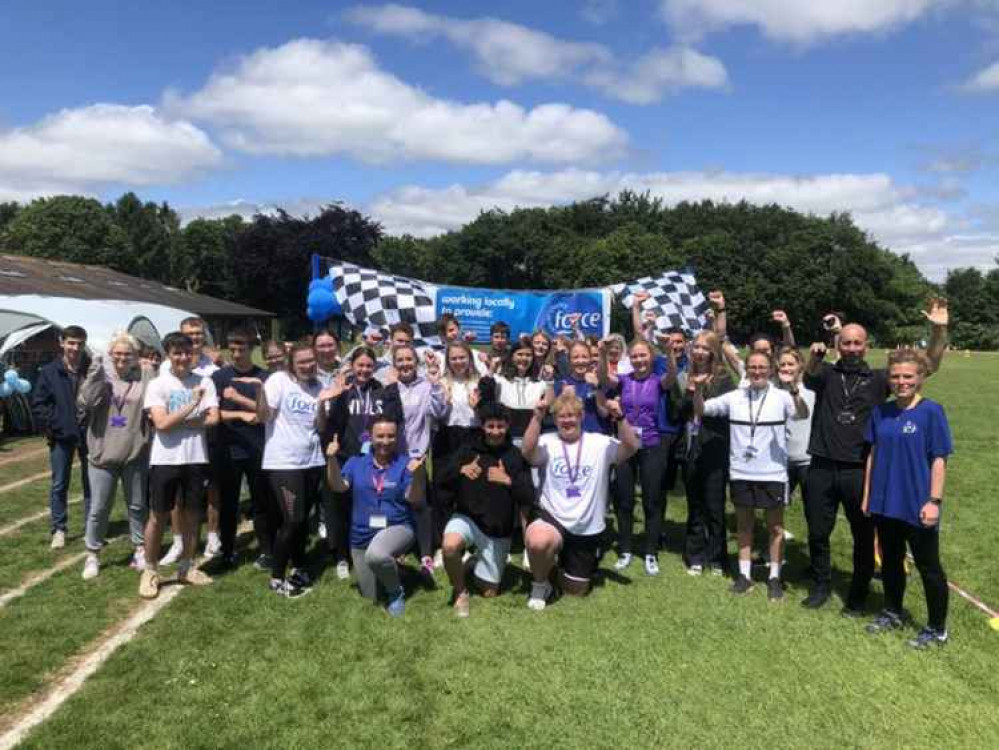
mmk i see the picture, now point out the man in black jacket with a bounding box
[31,325,92,549]
[435,402,535,618]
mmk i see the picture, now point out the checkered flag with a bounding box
[611,269,710,335]
[327,262,441,347]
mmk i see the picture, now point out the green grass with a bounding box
[4,351,999,749]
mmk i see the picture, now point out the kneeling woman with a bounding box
[435,401,535,617]
[521,392,639,610]
[326,417,427,617]
[862,349,953,648]
[693,351,808,601]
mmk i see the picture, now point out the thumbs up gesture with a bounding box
[487,460,512,486]
[460,455,483,481]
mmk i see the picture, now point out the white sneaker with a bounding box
[82,552,99,580]
[318,521,328,540]
[131,547,147,572]
[336,560,350,580]
[433,549,444,569]
[527,581,553,611]
[50,530,66,549]
[203,534,221,559]
[613,552,633,571]
[687,564,704,576]
[645,555,660,576]
[160,538,184,566]
[521,550,531,572]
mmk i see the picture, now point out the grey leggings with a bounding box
[85,461,148,551]
[351,525,415,602]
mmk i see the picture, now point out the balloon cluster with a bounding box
[306,277,340,323]
[0,368,31,398]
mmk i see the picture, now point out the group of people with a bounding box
[29,294,954,648]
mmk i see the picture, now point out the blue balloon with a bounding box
[16,378,31,395]
[0,382,12,398]
[3,369,17,387]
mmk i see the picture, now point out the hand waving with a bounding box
[922,297,949,328]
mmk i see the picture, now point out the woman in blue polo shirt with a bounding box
[862,349,953,649]
[326,415,427,617]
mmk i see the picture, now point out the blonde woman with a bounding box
[77,332,154,579]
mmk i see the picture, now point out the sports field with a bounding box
[1,351,997,750]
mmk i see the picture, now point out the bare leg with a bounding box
[736,507,755,567]
[143,511,168,571]
[525,521,561,584]
[442,532,468,594]
[181,507,201,566]
[767,507,784,574]
[206,486,220,536]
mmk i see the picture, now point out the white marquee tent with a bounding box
[0,295,199,358]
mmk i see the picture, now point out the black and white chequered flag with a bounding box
[329,262,441,346]
[611,269,710,335]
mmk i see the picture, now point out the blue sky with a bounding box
[2,0,999,279]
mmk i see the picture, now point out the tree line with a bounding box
[0,192,996,348]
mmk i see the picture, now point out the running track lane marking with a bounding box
[0,533,124,610]
[0,495,82,538]
[0,584,184,750]
[0,446,47,469]
[0,471,50,494]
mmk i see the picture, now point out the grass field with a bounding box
[1,351,998,749]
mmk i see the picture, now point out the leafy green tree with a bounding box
[176,216,243,297]
[111,192,182,281]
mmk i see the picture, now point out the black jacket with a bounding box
[31,358,88,441]
[435,432,535,538]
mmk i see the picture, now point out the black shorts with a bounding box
[536,510,602,582]
[730,480,786,510]
[149,464,211,514]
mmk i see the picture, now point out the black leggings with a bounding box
[683,450,728,568]
[613,438,672,557]
[269,468,324,580]
[875,515,949,631]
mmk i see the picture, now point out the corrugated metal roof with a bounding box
[0,254,273,317]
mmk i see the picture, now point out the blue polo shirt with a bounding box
[864,398,952,529]
[342,454,414,548]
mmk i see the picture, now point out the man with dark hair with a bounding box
[212,328,271,567]
[435,402,535,617]
[140,332,220,598]
[32,325,92,549]
[489,321,511,356]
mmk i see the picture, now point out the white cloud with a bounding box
[367,168,977,279]
[959,60,999,91]
[660,0,944,43]
[0,104,222,201]
[345,5,728,103]
[165,38,627,165]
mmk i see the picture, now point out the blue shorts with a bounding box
[443,514,512,585]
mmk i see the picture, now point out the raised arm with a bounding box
[805,342,827,378]
[405,455,428,507]
[325,437,349,493]
[631,290,651,341]
[521,391,549,466]
[922,297,949,376]
[614,414,640,464]
[772,310,796,348]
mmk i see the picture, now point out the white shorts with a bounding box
[443,514,512,585]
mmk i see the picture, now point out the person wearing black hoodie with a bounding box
[435,401,535,618]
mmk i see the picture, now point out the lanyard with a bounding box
[747,385,770,443]
[560,433,584,486]
[110,380,134,417]
[839,372,865,408]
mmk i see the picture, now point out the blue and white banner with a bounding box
[307,256,708,346]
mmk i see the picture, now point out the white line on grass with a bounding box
[0,471,50,494]
[0,495,82,538]
[0,446,47,468]
[0,584,184,750]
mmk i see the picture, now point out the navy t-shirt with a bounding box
[653,355,682,435]
[864,398,952,529]
[342,453,414,548]
[554,376,611,434]
[212,364,267,460]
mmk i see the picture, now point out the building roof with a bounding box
[0,254,273,318]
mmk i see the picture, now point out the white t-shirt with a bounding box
[144,370,219,466]
[535,431,619,536]
[702,384,797,483]
[444,378,479,428]
[262,371,324,470]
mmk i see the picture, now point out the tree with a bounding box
[0,202,20,236]
[177,216,243,298]
[232,204,382,336]
[3,196,129,269]
[111,192,182,281]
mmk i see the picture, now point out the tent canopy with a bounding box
[0,295,200,355]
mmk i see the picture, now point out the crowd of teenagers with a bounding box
[30,293,955,648]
